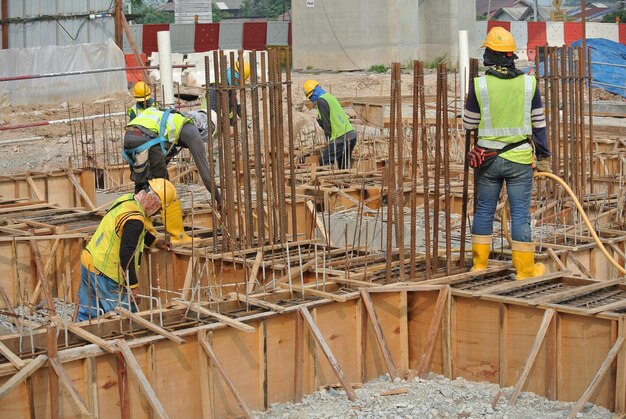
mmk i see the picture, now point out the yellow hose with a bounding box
[500,171,626,275]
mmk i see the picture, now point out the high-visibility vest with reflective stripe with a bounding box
[475,74,535,164]
[126,108,189,144]
[317,93,354,141]
[85,194,146,283]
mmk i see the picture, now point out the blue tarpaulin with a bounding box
[535,38,626,98]
[572,39,625,98]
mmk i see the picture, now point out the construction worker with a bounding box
[77,178,174,321]
[128,81,156,121]
[122,107,222,243]
[462,26,552,280]
[304,80,357,170]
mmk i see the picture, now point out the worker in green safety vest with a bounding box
[304,80,357,170]
[462,26,552,280]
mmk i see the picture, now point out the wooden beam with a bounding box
[531,278,624,306]
[120,12,150,83]
[29,241,56,315]
[232,292,286,313]
[65,169,95,210]
[508,308,555,406]
[0,341,25,370]
[360,290,398,379]
[30,237,62,305]
[298,306,357,401]
[57,318,117,353]
[174,300,255,333]
[567,337,624,418]
[246,251,263,294]
[114,307,185,344]
[294,308,304,402]
[279,282,348,302]
[180,258,195,301]
[546,248,568,271]
[48,325,59,419]
[566,252,593,278]
[412,286,450,380]
[25,176,45,201]
[199,338,253,419]
[0,355,47,401]
[116,352,131,419]
[616,318,626,415]
[116,339,170,419]
[49,358,90,416]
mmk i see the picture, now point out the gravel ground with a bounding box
[255,374,613,419]
[0,298,75,336]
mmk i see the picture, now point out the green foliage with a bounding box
[424,55,449,69]
[476,15,487,21]
[212,3,233,22]
[602,9,626,23]
[368,64,388,74]
[134,4,174,24]
[240,0,291,19]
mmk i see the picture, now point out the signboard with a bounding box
[306,0,315,7]
[551,10,566,21]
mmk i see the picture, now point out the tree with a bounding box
[602,9,626,23]
[212,3,232,22]
[240,0,290,19]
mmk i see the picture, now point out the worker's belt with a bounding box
[467,138,531,170]
[122,110,172,168]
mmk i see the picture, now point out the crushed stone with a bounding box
[254,374,612,419]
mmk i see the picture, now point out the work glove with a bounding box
[534,157,552,173]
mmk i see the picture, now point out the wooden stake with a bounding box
[411,286,450,380]
[29,241,56,315]
[30,237,61,305]
[0,355,47,401]
[360,290,398,379]
[116,352,130,419]
[174,300,255,333]
[116,339,170,419]
[114,307,185,344]
[567,337,624,418]
[508,309,555,406]
[49,358,91,416]
[246,251,263,294]
[0,341,25,370]
[65,169,96,210]
[298,307,357,401]
[199,338,253,419]
[48,325,59,419]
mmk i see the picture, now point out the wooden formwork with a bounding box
[0,170,96,210]
[0,268,624,417]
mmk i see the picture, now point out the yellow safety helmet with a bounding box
[234,61,251,82]
[132,81,152,102]
[147,178,177,208]
[303,79,319,98]
[482,27,517,53]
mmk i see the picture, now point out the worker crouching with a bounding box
[462,27,552,280]
[123,107,222,244]
[77,178,174,321]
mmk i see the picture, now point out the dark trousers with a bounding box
[320,131,357,170]
[123,131,169,193]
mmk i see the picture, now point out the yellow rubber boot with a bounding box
[511,240,545,280]
[471,235,491,272]
[162,199,192,244]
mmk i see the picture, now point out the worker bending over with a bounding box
[77,178,173,321]
[462,27,552,280]
[128,81,156,121]
[304,80,357,170]
[123,107,222,243]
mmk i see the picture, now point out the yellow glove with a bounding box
[534,157,552,173]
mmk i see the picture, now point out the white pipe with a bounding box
[157,31,175,106]
[458,30,470,103]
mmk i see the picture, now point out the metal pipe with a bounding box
[0,65,193,83]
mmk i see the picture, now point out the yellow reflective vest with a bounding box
[127,108,190,144]
[85,194,146,283]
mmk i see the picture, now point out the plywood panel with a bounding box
[407,290,444,375]
[364,292,403,381]
[455,298,500,383]
[96,355,124,419]
[0,374,32,419]
[501,305,553,395]
[266,313,297,404]
[314,301,359,387]
[211,321,263,417]
[558,313,615,410]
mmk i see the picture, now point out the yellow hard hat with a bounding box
[132,82,151,102]
[482,27,517,53]
[234,61,251,82]
[148,178,177,208]
[303,79,319,98]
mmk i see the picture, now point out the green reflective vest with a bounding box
[127,108,189,144]
[475,74,535,164]
[317,93,354,141]
[86,194,146,283]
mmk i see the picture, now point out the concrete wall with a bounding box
[292,0,475,70]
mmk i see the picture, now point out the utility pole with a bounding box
[115,0,123,48]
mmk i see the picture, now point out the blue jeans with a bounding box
[472,157,533,242]
[321,132,357,169]
[77,265,136,322]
